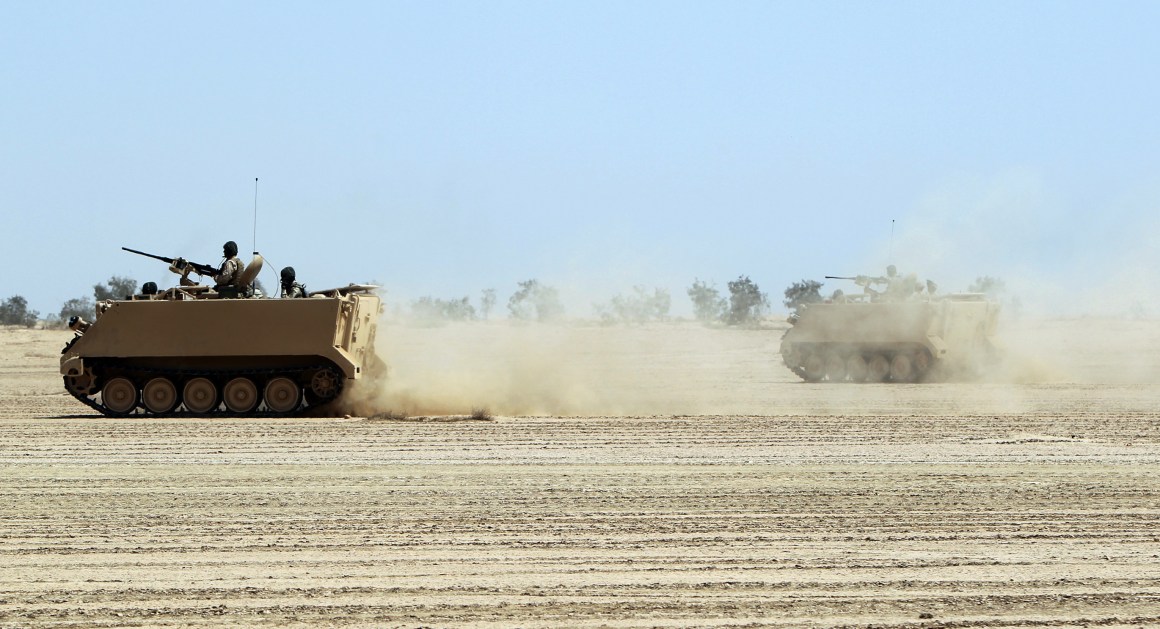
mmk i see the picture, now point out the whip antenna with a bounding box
[252,177,259,254]
[889,219,895,263]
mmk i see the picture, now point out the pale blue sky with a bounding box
[3,1,1158,317]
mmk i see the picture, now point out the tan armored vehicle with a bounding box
[780,287,1000,383]
[61,248,384,416]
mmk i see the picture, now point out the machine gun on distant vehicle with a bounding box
[825,275,885,284]
[122,247,219,284]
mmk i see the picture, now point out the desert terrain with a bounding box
[1,316,1159,627]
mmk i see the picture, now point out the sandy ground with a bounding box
[1,317,1159,627]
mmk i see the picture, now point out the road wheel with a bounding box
[101,377,138,415]
[142,377,178,414]
[801,354,825,382]
[223,377,259,414]
[264,377,301,413]
[183,377,218,414]
[890,353,915,382]
[846,355,868,382]
[867,354,890,382]
[824,353,846,382]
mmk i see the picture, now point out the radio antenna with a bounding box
[889,219,895,263]
[252,177,259,254]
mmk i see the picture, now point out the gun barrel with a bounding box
[122,247,217,276]
[122,247,176,265]
[824,276,858,280]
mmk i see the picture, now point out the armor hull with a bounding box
[780,295,1000,383]
[61,287,383,416]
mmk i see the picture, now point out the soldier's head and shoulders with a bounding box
[280,266,307,298]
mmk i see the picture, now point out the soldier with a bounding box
[852,265,905,302]
[213,240,246,291]
[280,266,307,298]
[132,281,159,300]
[854,271,887,301]
[854,276,878,301]
[883,265,915,302]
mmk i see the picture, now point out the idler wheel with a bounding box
[310,368,341,400]
[801,354,825,382]
[101,377,138,415]
[846,355,868,382]
[223,377,259,414]
[264,377,302,414]
[183,377,218,414]
[142,377,179,414]
[867,355,890,382]
[890,353,915,382]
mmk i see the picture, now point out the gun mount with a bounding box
[122,247,220,282]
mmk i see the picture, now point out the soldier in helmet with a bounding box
[280,266,306,298]
[883,265,914,302]
[132,281,159,300]
[213,240,246,292]
[853,265,906,302]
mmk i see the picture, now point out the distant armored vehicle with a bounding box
[61,248,383,416]
[780,290,1000,383]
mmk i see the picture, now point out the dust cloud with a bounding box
[353,322,603,416]
[334,311,1159,419]
[865,170,1159,316]
[990,314,1160,385]
[338,169,1160,417]
[849,172,1160,386]
[340,319,785,417]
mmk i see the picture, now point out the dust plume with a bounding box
[338,319,784,417]
[350,321,602,416]
[867,170,1159,315]
[856,170,1160,384]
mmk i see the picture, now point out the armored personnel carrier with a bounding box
[780,289,1000,383]
[60,248,384,416]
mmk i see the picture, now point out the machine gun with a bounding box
[825,275,886,286]
[827,275,881,301]
[122,247,219,283]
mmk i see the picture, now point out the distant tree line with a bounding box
[0,296,38,327]
[686,276,769,325]
[783,279,824,315]
[408,279,567,324]
[411,296,477,322]
[5,272,912,330]
[1,276,141,329]
[406,275,771,326]
[2,275,768,328]
[594,286,671,325]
